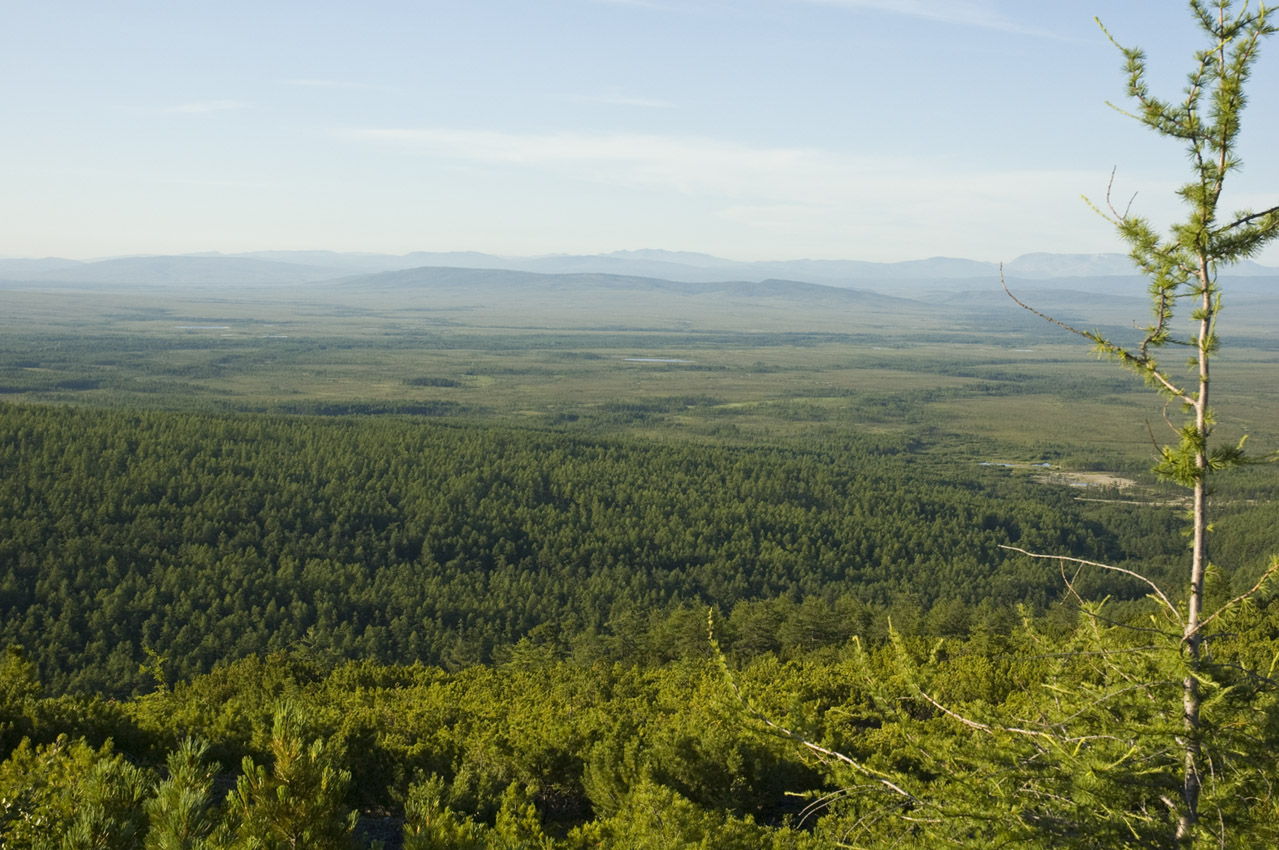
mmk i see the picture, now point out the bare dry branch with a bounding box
[1104,166,1139,220]
[1000,545,1181,623]
[1145,418,1170,455]
[1203,658,1279,688]
[1059,558,1088,607]
[1195,559,1279,636]
[1075,605,1185,639]
[752,705,920,804]
[1162,399,1180,437]
[1000,266,1098,340]
[914,689,1063,742]
[710,615,922,806]
[999,267,1193,404]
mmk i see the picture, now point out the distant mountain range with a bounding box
[1,249,1276,293]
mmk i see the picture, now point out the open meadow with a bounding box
[5,272,1277,477]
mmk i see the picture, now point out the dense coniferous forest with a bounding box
[0,402,1167,696]
[1,397,1276,847]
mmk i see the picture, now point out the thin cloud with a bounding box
[344,124,1121,262]
[341,127,821,196]
[170,99,250,114]
[284,78,391,91]
[559,89,675,108]
[717,203,834,234]
[584,0,687,10]
[149,176,267,188]
[584,0,752,15]
[337,126,1109,252]
[798,0,1057,37]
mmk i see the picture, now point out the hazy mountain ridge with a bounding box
[2,250,1274,297]
[0,255,344,285]
[333,265,892,302]
[312,266,1197,341]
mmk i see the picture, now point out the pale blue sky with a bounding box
[4,1,1277,263]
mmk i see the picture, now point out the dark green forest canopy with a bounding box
[0,401,1205,697]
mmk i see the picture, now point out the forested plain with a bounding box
[2,271,1278,847]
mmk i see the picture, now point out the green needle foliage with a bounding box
[228,703,356,850]
[1064,2,1279,843]
[143,739,224,850]
[736,2,1279,847]
[59,755,153,850]
[401,775,488,850]
[0,737,123,850]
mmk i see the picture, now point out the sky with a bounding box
[3,0,1278,264]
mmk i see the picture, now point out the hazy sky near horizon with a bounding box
[4,1,1279,264]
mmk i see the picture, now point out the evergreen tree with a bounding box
[1003,1,1279,842]
[726,3,1279,847]
[143,739,225,850]
[227,704,355,850]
